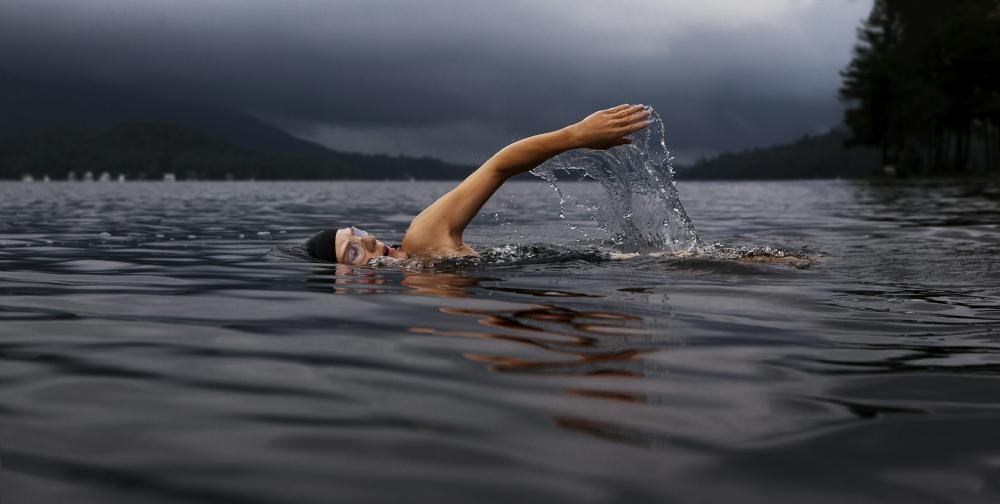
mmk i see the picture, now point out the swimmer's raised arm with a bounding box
[401,104,650,256]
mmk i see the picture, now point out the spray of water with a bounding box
[530,106,701,253]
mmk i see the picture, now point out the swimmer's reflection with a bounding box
[332,267,656,377]
[329,265,487,298]
[330,267,655,374]
[412,303,651,377]
[405,275,672,445]
[329,267,668,445]
[328,264,387,294]
[399,272,485,298]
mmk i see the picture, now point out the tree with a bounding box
[840,0,1000,174]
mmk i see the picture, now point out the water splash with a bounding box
[530,106,701,253]
[365,244,609,271]
[279,240,815,271]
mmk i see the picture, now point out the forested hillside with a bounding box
[680,130,879,180]
[0,122,473,180]
[0,72,473,180]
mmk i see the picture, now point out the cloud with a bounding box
[0,0,872,162]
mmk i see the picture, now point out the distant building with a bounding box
[98,172,111,182]
[83,171,94,182]
[20,174,34,182]
[163,173,176,182]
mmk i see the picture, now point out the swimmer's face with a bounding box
[335,227,406,265]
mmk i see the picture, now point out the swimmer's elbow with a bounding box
[482,147,540,181]
[476,159,517,182]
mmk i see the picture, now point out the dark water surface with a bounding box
[1,180,999,503]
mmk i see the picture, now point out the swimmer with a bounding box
[306,104,651,264]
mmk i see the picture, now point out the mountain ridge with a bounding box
[0,71,333,155]
[0,70,474,179]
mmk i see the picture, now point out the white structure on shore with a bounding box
[83,171,94,182]
[98,172,111,182]
[163,173,176,182]
[20,174,34,182]
[117,174,126,183]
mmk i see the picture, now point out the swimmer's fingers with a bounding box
[614,108,650,125]
[620,118,651,135]
[603,104,633,114]
[610,104,646,118]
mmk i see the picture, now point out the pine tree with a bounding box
[840,0,1000,174]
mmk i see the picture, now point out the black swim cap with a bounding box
[305,229,338,262]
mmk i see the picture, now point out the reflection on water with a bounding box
[335,268,668,447]
[334,267,656,374]
[1,180,1000,503]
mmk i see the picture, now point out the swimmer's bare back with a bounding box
[399,105,651,260]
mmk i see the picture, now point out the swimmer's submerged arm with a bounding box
[402,104,650,252]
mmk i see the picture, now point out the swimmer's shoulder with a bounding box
[402,218,478,259]
[401,237,478,260]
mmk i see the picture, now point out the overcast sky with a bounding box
[0,0,872,164]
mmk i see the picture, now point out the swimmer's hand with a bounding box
[565,104,651,150]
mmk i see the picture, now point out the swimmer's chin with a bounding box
[369,248,408,265]
[386,246,408,260]
[378,243,408,260]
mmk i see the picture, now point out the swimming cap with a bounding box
[305,229,339,262]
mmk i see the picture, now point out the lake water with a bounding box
[1,179,999,503]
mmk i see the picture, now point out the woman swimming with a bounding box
[305,104,651,264]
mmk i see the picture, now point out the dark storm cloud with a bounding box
[0,0,871,163]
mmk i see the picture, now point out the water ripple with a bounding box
[1,180,999,503]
